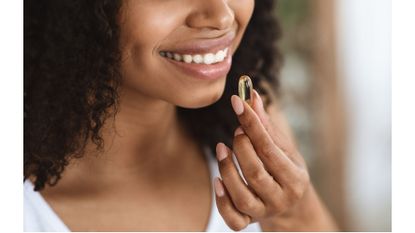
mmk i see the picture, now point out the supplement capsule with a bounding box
[238,75,253,103]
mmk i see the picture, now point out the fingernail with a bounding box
[254,90,264,109]
[231,95,244,115]
[234,127,244,136]
[214,177,225,197]
[216,143,228,161]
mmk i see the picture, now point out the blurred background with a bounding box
[274,0,391,231]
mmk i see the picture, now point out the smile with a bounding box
[159,47,229,65]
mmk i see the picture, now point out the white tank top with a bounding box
[24,147,262,231]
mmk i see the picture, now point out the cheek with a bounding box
[232,0,254,28]
[228,0,254,55]
[118,6,184,99]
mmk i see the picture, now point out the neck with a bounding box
[69,89,196,184]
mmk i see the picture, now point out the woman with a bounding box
[24,0,338,231]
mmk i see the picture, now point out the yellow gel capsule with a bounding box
[238,75,253,103]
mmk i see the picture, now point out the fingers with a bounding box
[214,177,252,231]
[251,90,274,136]
[232,129,284,205]
[251,90,296,158]
[216,143,265,218]
[231,95,297,185]
[222,93,311,220]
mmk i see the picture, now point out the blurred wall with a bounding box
[336,0,391,231]
[277,0,348,228]
[276,0,391,231]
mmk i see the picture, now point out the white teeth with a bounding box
[173,53,182,61]
[203,53,215,65]
[161,47,228,64]
[215,50,225,63]
[193,54,203,64]
[183,54,192,63]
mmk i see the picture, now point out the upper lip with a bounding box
[159,31,236,55]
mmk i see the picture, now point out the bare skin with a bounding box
[39,106,214,231]
[35,0,338,231]
[214,91,339,231]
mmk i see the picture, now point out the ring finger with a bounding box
[216,142,265,218]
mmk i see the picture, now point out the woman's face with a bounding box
[118,0,254,108]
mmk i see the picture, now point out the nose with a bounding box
[186,0,234,31]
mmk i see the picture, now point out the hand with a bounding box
[214,90,337,231]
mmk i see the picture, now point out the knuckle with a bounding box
[259,143,277,159]
[234,198,256,213]
[268,199,287,215]
[228,219,248,231]
[249,169,270,186]
[288,170,309,200]
[290,183,304,201]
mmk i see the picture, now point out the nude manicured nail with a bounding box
[254,90,264,109]
[216,143,228,161]
[231,95,244,115]
[234,127,244,136]
[214,177,225,197]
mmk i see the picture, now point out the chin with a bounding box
[175,87,225,109]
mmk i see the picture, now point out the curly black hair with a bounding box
[24,0,282,191]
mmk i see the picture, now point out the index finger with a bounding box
[251,90,297,156]
[230,95,296,179]
[231,94,272,150]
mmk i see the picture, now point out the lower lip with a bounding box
[162,54,232,81]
